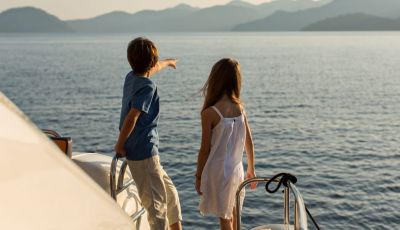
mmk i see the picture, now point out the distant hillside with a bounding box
[66,0,329,32]
[67,4,199,32]
[256,0,331,18]
[171,4,261,31]
[303,13,400,31]
[0,7,72,32]
[234,0,400,31]
[67,2,259,32]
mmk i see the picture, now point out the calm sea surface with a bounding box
[1,32,399,229]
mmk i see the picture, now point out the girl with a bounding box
[195,58,257,230]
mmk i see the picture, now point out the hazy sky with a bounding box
[0,0,271,20]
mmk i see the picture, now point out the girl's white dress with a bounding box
[199,106,246,219]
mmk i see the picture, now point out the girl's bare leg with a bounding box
[219,218,233,230]
[232,206,237,230]
[169,221,182,230]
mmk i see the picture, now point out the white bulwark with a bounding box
[0,92,140,229]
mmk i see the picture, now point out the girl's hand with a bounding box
[246,169,257,190]
[114,142,126,157]
[165,58,177,69]
[195,178,202,195]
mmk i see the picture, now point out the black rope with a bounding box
[265,173,297,193]
[305,205,321,230]
[264,173,321,230]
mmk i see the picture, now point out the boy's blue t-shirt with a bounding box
[119,71,159,161]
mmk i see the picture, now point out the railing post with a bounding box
[117,160,128,190]
[110,154,147,225]
[294,198,299,230]
[284,187,290,225]
[110,155,118,200]
[235,177,275,230]
[289,182,308,230]
[236,187,242,230]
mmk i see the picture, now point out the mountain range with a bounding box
[234,0,400,31]
[66,0,329,32]
[1,0,400,33]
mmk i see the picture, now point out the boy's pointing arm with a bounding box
[148,59,177,77]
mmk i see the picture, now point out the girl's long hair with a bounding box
[202,58,242,111]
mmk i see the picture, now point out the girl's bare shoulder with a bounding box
[201,106,218,118]
[201,106,221,127]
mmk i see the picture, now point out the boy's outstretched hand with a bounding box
[164,58,177,69]
[148,58,177,77]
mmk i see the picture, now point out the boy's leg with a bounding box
[160,168,182,229]
[127,157,168,230]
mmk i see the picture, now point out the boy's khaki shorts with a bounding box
[127,155,182,229]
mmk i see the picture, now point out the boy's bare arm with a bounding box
[148,59,177,77]
[114,108,141,157]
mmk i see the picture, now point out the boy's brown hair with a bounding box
[127,37,159,75]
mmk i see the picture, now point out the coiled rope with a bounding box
[265,173,321,230]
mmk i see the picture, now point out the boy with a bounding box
[115,37,182,230]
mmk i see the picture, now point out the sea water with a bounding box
[1,32,399,229]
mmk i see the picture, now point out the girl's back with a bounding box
[199,99,246,218]
[213,99,242,119]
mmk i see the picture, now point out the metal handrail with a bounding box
[110,155,146,226]
[235,177,279,229]
[235,177,308,230]
[288,182,308,230]
[42,129,61,138]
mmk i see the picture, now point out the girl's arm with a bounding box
[114,108,141,157]
[148,59,177,77]
[244,113,257,189]
[195,108,214,195]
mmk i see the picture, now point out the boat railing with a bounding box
[42,129,72,158]
[110,155,146,227]
[235,176,308,230]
